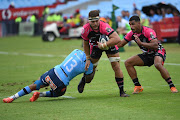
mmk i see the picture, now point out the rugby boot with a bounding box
[3,97,14,103]
[78,76,86,93]
[120,91,130,97]
[133,86,143,94]
[170,87,178,93]
[29,92,40,102]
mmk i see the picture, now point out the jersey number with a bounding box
[63,57,77,72]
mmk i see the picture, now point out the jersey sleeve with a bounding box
[100,21,114,36]
[81,25,89,41]
[124,31,133,42]
[145,28,157,41]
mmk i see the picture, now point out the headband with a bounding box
[88,16,100,21]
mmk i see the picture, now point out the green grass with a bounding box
[0,36,180,120]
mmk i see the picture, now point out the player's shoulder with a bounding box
[82,22,90,29]
[81,23,91,36]
[72,49,83,53]
[143,26,155,33]
[100,20,109,27]
[142,26,156,39]
[126,30,133,36]
[99,21,114,34]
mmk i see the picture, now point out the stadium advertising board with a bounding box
[0,7,44,21]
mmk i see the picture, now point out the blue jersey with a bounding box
[54,49,93,86]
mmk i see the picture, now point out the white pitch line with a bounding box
[0,84,179,98]
[0,51,180,66]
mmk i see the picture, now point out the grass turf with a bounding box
[0,36,180,120]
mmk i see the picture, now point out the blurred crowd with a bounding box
[13,2,179,41]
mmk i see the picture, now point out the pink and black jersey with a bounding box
[124,26,163,53]
[81,21,114,47]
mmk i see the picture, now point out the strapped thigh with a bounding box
[109,57,120,62]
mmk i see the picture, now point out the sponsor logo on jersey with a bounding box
[106,27,111,33]
[45,75,57,90]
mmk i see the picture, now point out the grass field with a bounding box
[0,36,180,120]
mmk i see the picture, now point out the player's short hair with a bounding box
[88,10,100,21]
[129,15,140,22]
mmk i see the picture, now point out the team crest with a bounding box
[150,32,155,39]
[106,27,111,33]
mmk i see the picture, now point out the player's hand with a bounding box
[133,35,142,46]
[85,60,90,71]
[97,42,108,50]
[97,42,104,49]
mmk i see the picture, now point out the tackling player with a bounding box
[3,49,94,103]
[117,15,178,94]
[79,10,129,97]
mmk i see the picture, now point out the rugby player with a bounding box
[117,15,178,94]
[3,49,94,103]
[79,10,129,97]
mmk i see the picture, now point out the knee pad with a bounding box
[93,61,99,67]
[34,80,44,90]
[109,57,120,62]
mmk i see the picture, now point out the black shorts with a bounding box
[138,50,166,67]
[90,46,119,59]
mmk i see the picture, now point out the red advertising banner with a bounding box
[152,17,180,40]
[0,7,44,21]
[0,23,2,37]
[0,2,64,21]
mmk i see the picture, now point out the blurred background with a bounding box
[0,0,180,43]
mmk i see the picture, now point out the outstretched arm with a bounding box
[133,35,158,50]
[98,31,121,49]
[117,39,128,48]
[83,40,91,71]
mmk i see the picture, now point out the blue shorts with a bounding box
[37,68,67,94]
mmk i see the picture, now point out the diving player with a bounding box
[3,49,94,103]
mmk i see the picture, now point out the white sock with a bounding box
[39,92,46,97]
[9,93,19,100]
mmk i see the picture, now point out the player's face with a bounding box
[129,20,141,33]
[89,19,100,30]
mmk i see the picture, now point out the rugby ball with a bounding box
[99,34,109,50]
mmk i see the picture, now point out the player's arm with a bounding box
[97,31,121,49]
[117,39,128,47]
[133,35,158,49]
[106,31,121,47]
[83,40,91,71]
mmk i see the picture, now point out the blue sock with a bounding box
[10,86,32,100]
[18,86,32,97]
[45,91,52,97]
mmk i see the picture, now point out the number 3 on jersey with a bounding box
[63,57,77,72]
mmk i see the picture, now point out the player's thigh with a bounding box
[125,55,144,66]
[106,53,121,69]
[91,58,100,64]
[106,52,119,57]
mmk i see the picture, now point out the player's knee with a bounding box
[93,61,99,67]
[53,87,67,97]
[34,80,43,90]
[85,72,95,83]
[154,63,162,70]
[125,60,132,67]
[111,63,120,72]
[29,84,37,91]
[109,57,120,63]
